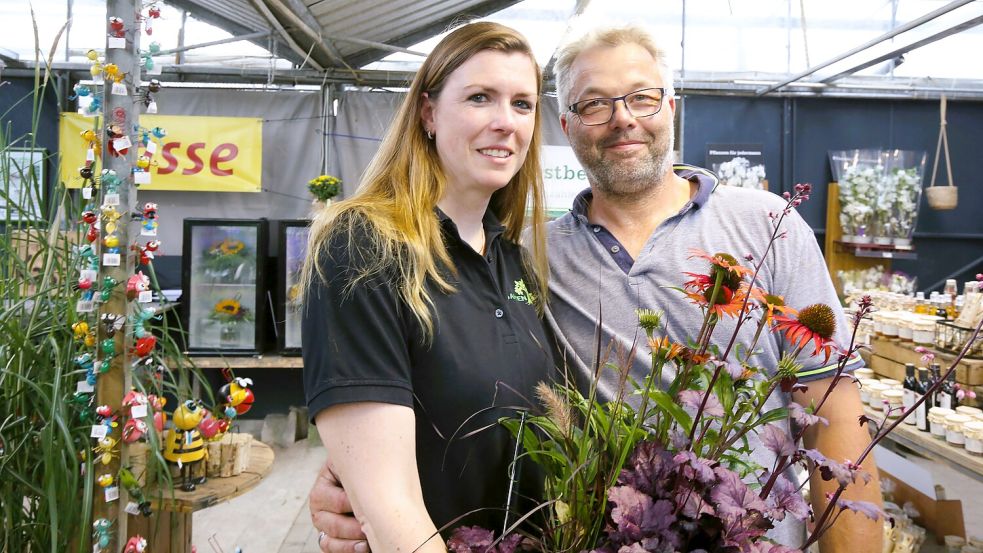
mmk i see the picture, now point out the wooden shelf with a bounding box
[182,354,303,369]
[833,240,918,260]
[150,440,275,513]
[864,406,983,483]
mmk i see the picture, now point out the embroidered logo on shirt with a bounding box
[508,279,536,305]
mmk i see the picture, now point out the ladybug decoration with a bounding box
[131,336,157,358]
[134,240,160,266]
[145,4,161,35]
[108,16,125,38]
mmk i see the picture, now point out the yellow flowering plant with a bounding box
[308,174,341,202]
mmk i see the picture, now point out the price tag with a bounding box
[146,141,158,155]
[138,290,153,303]
[140,226,157,237]
[80,269,98,282]
[131,403,148,418]
[146,101,158,114]
[124,501,142,515]
[103,253,121,267]
[148,63,162,76]
[111,82,128,96]
[882,252,893,259]
[82,187,93,200]
[107,37,126,49]
[76,300,95,313]
[90,425,108,439]
[104,193,120,206]
[104,486,119,502]
[86,148,95,161]
[113,135,132,151]
[77,380,95,393]
[134,171,151,185]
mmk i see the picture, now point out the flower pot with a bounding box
[926,185,958,210]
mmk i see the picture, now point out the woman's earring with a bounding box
[427,130,434,140]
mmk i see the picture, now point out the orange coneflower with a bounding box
[687,248,754,280]
[648,335,684,363]
[773,303,838,363]
[684,284,748,319]
[751,289,799,325]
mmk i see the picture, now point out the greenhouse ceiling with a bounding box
[2,0,982,98]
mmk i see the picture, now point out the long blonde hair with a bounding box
[301,21,549,338]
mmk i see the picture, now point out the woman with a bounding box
[301,22,553,552]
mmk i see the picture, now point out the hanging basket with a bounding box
[926,185,958,210]
[927,95,958,210]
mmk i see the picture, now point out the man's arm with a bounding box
[315,402,445,553]
[794,375,883,553]
[309,460,369,553]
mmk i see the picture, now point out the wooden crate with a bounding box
[871,336,983,385]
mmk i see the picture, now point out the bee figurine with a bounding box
[164,399,208,491]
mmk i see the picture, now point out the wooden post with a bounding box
[92,0,140,548]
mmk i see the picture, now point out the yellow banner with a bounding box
[59,113,262,192]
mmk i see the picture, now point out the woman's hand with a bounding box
[315,402,446,553]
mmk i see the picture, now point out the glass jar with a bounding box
[854,367,875,380]
[956,406,983,418]
[912,320,936,345]
[859,378,880,404]
[929,407,955,439]
[879,378,901,388]
[882,389,904,417]
[944,413,972,447]
[963,421,983,456]
[867,382,890,409]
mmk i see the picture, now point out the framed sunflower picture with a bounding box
[181,219,269,354]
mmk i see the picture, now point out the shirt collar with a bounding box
[435,206,507,244]
[570,163,719,222]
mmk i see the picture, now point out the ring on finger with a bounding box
[318,531,326,546]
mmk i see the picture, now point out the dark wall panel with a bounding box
[0,76,62,214]
[681,94,983,294]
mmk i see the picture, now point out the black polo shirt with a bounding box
[303,209,554,534]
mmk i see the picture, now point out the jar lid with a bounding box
[854,368,875,378]
[879,379,901,387]
[882,389,904,399]
[963,421,983,431]
[929,407,955,416]
[956,406,983,416]
[866,382,889,391]
[944,413,972,423]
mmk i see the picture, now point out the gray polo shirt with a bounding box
[544,164,863,545]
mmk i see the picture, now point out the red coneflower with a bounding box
[773,303,838,363]
[684,284,748,319]
[687,248,753,280]
[648,335,684,363]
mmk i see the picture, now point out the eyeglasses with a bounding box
[567,87,668,126]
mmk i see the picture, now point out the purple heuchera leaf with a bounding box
[759,424,797,457]
[789,403,828,429]
[801,448,826,466]
[765,473,811,522]
[446,526,524,553]
[675,484,716,519]
[673,450,717,486]
[748,542,803,553]
[618,441,675,496]
[836,498,883,521]
[678,389,725,418]
[818,459,861,488]
[711,466,767,519]
[607,485,674,542]
[669,429,691,450]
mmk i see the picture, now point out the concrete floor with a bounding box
[193,438,983,552]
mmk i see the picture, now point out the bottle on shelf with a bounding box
[935,297,950,320]
[902,363,918,425]
[914,291,928,314]
[915,367,930,432]
[934,363,956,410]
[944,278,958,299]
[929,363,943,407]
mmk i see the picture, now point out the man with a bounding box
[310,25,882,552]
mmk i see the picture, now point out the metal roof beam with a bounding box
[344,0,522,68]
[154,30,273,57]
[820,14,983,84]
[756,0,977,96]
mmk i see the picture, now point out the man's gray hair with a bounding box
[553,25,675,114]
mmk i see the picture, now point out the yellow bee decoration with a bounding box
[96,473,114,488]
[80,129,102,157]
[164,399,208,491]
[101,206,122,234]
[103,234,120,249]
[102,63,121,81]
[93,436,118,466]
[72,321,97,347]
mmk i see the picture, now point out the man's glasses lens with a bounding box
[570,88,666,126]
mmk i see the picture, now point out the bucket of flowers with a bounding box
[200,237,253,282]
